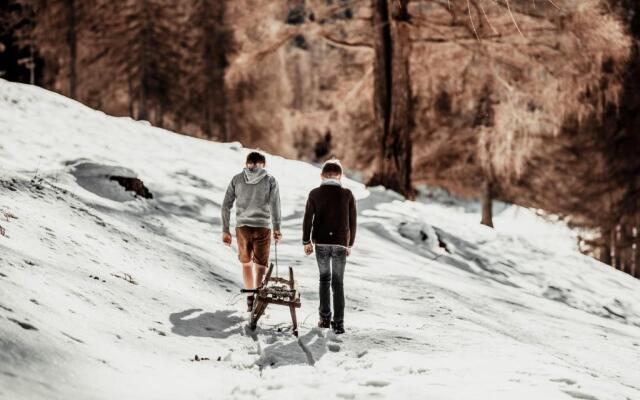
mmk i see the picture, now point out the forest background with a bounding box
[1,0,639,277]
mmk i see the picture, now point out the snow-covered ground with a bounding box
[1,79,639,400]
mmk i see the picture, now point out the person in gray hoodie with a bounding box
[222,151,282,311]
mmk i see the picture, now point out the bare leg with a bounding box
[242,262,254,289]
[254,264,267,288]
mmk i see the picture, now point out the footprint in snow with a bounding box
[562,390,599,400]
[356,350,368,358]
[2,371,18,378]
[149,327,167,336]
[61,332,85,344]
[8,318,38,330]
[327,331,343,343]
[265,336,278,345]
[327,343,340,352]
[361,380,390,388]
[0,304,13,312]
[550,378,576,385]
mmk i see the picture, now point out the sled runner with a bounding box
[241,245,301,336]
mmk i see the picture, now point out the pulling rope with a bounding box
[274,239,279,279]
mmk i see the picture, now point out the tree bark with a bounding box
[368,0,414,199]
[156,101,164,128]
[600,227,612,265]
[138,0,150,121]
[29,44,35,85]
[127,72,134,117]
[211,0,229,141]
[66,0,77,98]
[633,218,639,278]
[611,226,619,270]
[481,180,494,227]
[620,223,630,274]
[199,0,229,141]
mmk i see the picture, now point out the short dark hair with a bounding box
[246,151,266,165]
[321,161,342,177]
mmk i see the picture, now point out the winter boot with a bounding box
[247,295,255,312]
[331,321,345,335]
[318,314,331,329]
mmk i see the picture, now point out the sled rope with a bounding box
[225,292,244,306]
[274,240,279,279]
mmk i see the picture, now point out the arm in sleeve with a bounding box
[270,177,282,231]
[302,195,315,245]
[348,191,357,247]
[221,178,236,233]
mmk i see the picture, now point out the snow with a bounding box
[1,79,640,400]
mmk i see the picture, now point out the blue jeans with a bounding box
[315,245,347,324]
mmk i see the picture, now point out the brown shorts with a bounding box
[236,226,271,266]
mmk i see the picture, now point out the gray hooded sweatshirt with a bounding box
[221,168,281,233]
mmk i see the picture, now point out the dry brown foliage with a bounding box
[5,0,639,269]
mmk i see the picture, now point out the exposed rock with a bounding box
[108,176,153,199]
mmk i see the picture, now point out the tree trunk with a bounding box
[633,219,639,278]
[127,72,134,117]
[205,0,229,141]
[138,0,150,121]
[29,44,35,85]
[620,223,630,274]
[156,101,164,128]
[368,0,414,199]
[481,180,494,227]
[600,227,612,265]
[66,0,77,98]
[611,226,618,270]
[203,100,212,138]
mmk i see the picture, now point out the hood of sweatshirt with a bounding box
[321,178,342,187]
[243,167,268,184]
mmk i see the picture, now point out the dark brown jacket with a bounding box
[302,182,357,247]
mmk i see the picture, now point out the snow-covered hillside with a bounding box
[1,79,639,400]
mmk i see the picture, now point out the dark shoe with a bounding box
[247,295,255,312]
[318,314,331,328]
[331,321,345,334]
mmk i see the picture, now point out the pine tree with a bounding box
[10,0,82,96]
[84,0,188,122]
[182,0,231,140]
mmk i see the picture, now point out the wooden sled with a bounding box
[241,263,302,336]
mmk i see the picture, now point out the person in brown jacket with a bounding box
[302,160,356,334]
